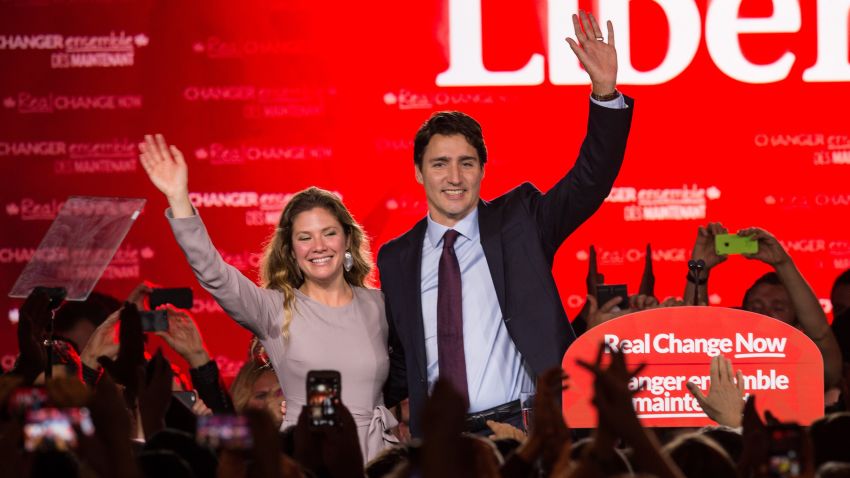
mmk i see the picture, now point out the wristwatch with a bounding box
[591,89,621,102]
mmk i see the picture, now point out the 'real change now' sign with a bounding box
[563,306,824,428]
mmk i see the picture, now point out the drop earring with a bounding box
[344,251,353,272]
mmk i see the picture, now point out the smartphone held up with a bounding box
[596,284,628,309]
[307,370,341,427]
[196,415,252,450]
[24,407,94,452]
[715,233,758,255]
[767,423,804,478]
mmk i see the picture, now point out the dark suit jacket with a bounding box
[378,98,634,437]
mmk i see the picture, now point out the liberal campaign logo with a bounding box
[3,92,143,113]
[191,36,307,59]
[382,89,510,110]
[182,85,334,119]
[193,142,332,165]
[0,31,149,68]
[605,185,721,222]
[6,198,64,221]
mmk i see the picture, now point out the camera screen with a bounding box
[196,415,253,450]
[768,427,802,478]
[8,387,49,416]
[308,376,340,427]
[140,310,169,332]
[24,408,94,452]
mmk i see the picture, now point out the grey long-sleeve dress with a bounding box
[167,210,398,461]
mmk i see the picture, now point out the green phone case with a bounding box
[715,233,758,255]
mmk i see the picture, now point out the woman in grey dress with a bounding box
[139,134,397,461]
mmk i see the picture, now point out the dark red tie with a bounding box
[437,229,469,405]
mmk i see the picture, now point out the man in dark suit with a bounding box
[378,11,634,437]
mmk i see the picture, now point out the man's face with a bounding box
[416,134,484,227]
[745,283,796,325]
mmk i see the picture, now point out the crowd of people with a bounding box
[4,277,850,478]
[4,9,850,478]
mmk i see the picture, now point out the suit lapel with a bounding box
[400,218,429,381]
[478,200,507,316]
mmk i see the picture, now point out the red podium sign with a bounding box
[563,307,824,428]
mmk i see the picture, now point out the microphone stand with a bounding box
[687,260,705,306]
[35,286,67,380]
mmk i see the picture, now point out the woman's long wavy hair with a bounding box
[260,187,373,339]
[230,359,273,414]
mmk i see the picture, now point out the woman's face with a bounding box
[291,207,350,287]
[248,370,285,424]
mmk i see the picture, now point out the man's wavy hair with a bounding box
[413,111,487,169]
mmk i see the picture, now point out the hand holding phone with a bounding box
[150,288,193,309]
[172,390,197,410]
[141,287,193,332]
[307,370,341,427]
[715,233,758,255]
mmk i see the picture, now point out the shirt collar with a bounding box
[425,207,479,248]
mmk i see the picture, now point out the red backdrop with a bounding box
[1,0,848,379]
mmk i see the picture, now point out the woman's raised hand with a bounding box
[139,134,194,217]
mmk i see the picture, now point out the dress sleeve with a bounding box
[166,209,283,340]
